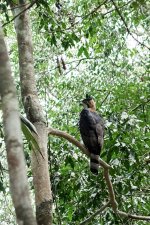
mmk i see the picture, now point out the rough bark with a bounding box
[0,24,37,225]
[10,2,53,225]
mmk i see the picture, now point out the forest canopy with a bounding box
[0,0,150,224]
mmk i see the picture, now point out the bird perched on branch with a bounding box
[79,95,104,175]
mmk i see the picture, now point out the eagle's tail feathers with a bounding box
[90,153,99,175]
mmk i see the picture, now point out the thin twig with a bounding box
[82,0,109,20]
[110,0,150,51]
[103,0,134,16]
[38,57,101,75]
[7,2,29,10]
[2,1,36,27]
[47,0,133,33]
[131,98,150,112]
[79,201,110,225]
[100,91,111,106]
[59,0,109,31]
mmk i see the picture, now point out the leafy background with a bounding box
[0,0,150,224]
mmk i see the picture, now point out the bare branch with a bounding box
[48,127,111,169]
[38,57,100,75]
[65,57,99,65]
[104,168,118,211]
[110,0,150,51]
[79,201,110,225]
[100,91,111,106]
[2,1,36,27]
[48,127,89,156]
[117,210,150,221]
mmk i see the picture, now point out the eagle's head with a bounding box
[82,94,96,110]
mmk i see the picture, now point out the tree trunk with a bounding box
[0,24,37,225]
[10,2,53,225]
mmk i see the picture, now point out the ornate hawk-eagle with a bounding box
[79,95,104,175]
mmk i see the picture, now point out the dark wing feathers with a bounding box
[79,109,104,150]
[79,109,104,175]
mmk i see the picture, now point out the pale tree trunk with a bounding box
[0,24,37,225]
[10,1,53,225]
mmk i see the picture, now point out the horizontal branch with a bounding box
[45,57,102,74]
[48,127,111,169]
[48,127,89,156]
[117,210,150,221]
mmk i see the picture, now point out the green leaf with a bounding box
[78,46,84,57]
[83,47,89,58]
[131,1,139,9]
[138,0,146,5]
[51,34,57,46]
[62,38,70,50]
[71,33,80,42]
[65,156,75,169]
[21,122,40,152]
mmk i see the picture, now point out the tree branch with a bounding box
[100,91,111,106]
[117,210,150,221]
[82,0,109,20]
[48,127,111,169]
[51,0,133,33]
[79,201,110,225]
[103,0,134,16]
[48,127,89,156]
[0,22,37,225]
[63,0,109,31]
[110,0,150,51]
[10,1,53,223]
[48,127,150,222]
[103,168,118,211]
[2,1,36,27]
[131,98,150,112]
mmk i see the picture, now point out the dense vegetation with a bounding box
[0,0,150,224]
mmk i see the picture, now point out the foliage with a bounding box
[0,0,150,224]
